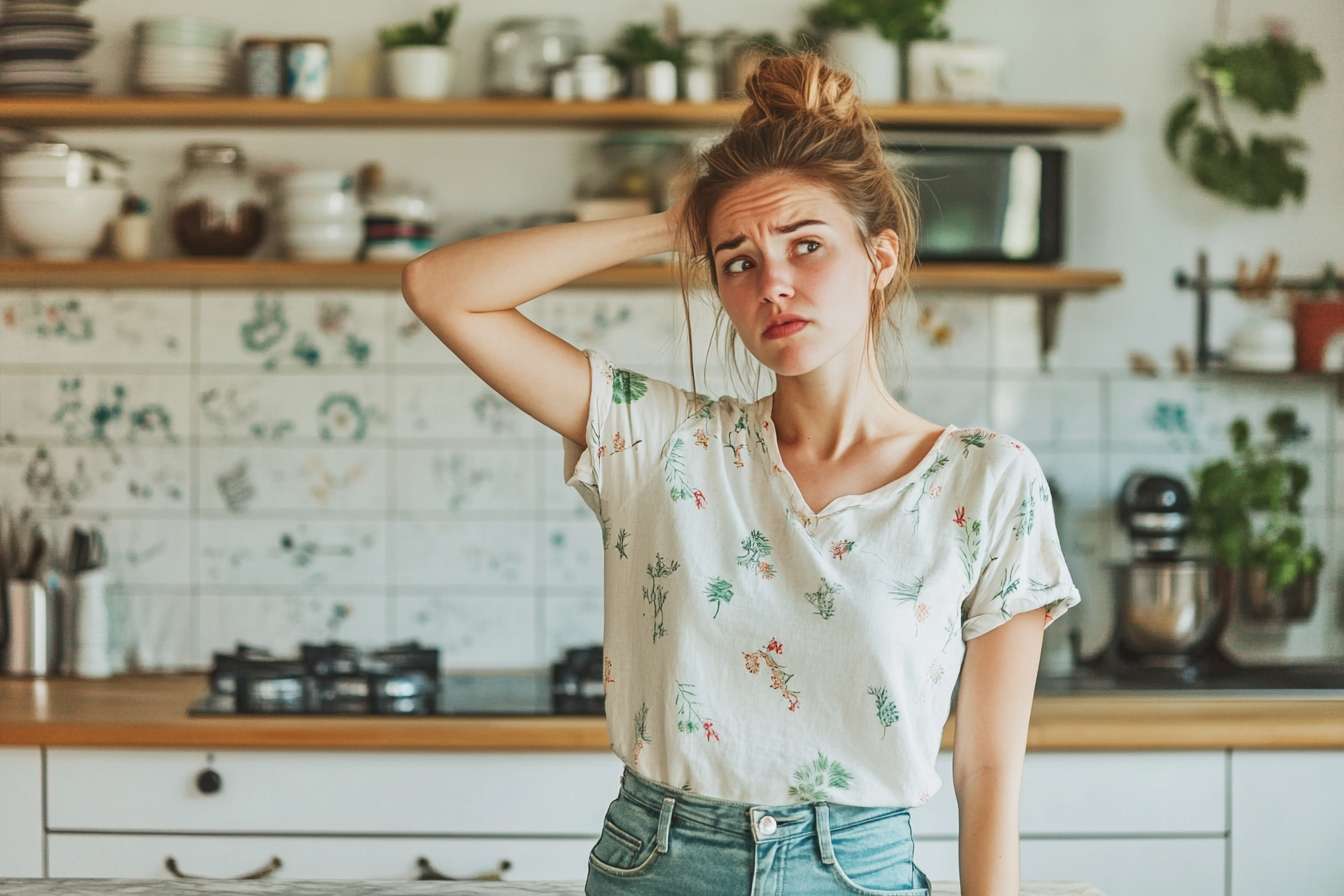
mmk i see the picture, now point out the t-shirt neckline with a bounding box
[756,393,959,519]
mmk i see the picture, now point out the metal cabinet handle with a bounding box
[165,856,282,880]
[415,856,511,881]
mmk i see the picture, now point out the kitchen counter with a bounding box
[0,881,1106,896]
[2,675,1343,750]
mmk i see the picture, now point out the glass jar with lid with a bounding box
[575,132,689,220]
[168,143,268,257]
[485,17,584,96]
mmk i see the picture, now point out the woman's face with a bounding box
[708,173,898,379]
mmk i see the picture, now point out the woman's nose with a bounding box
[757,256,794,303]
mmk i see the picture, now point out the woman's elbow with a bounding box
[401,257,430,311]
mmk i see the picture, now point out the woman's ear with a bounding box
[870,229,900,291]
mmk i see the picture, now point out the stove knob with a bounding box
[196,769,223,795]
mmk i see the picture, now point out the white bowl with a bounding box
[284,221,363,261]
[1,183,122,259]
[284,191,362,223]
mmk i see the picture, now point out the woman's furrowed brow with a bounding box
[712,219,830,255]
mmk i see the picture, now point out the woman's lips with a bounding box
[764,320,808,339]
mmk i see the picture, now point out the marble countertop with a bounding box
[0,882,1107,896]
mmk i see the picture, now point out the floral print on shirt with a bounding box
[563,348,1081,807]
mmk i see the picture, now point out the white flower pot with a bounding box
[386,46,455,100]
[827,26,898,104]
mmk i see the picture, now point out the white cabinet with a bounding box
[1231,751,1344,896]
[911,751,1228,896]
[0,747,44,877]
[47,833,593,881]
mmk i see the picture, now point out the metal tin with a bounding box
[1,580,61,677]
[242,37,284,97]
[284,39,331,101]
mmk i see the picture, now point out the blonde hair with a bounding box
[675,54,918,399]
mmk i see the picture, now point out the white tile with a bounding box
[98,517,194,588]
[0,290,190,366]
[1032,449,1106,508]
[896,294,992,372]
[394,593,539,669]
[543,518,604,588]
[990,375,1103,447]
[547,290,685,368]
[392,519,537,588]
[892,372,991,430]
[390,290,543,368]
[395,371,543,441]
[0,442,188,514]
[199,446,387,513]
[541,590,604,664]
[198,290,387,369]
[393,446,535,513]
[0,373,191,442]
[197,374,387,443]
[989,296,1041,370]
[107,589,198,671]
[200,592,389,657]
[198,518,386,588]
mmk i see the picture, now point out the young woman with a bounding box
[404,55,1079,896]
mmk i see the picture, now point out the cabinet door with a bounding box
[913,837,1226,896]
[0,747,44,877]
[47,833,595,881]
[46,748,624,835]
[1231,750,1344,896]
[911,750,1227,837]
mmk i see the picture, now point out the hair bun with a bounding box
[740,54,866,127]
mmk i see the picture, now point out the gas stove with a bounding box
[189,642,604,716]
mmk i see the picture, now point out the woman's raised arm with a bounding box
[401,211,676,445]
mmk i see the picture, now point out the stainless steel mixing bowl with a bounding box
[1113,559,1228,665]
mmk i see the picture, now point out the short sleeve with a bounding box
[960,444,1080,641]
[562,348,687,514]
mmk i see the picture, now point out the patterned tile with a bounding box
[543,518,604,588]
[391,519,537,588]
[198,518,386,588]
[107,588,199,671]
[200,592,389,656]
[199,290,387,370]
[548,290,685,368]
[395,371,543,442]
[0,372,192,442]
[98,516,194,588]
[0,442,188,514]
[393,446,536,513]
[897,293,993,372]
[197,373,387,444]
[990,374,1104,448]
[199,445,387,514]
[394,593,540,669]
[390,291,543,367]
[541,590,604,664]
[0,290,190,366]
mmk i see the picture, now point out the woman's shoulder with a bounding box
[940,426,1046,486]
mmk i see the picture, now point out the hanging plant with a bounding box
[1165,25,1324,210]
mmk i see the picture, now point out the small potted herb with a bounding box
[379,5,459,101]
[1191,407,1325,620]
[607,24,684,103]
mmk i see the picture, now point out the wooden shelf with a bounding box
[0,96,1123,132]
[0,258,1122,293]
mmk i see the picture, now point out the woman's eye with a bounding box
[797,239,821,255]
[724,258,752,274]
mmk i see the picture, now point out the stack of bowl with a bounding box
[1,138,125,259]
[133,16,233,95]
[0,0,97,95]
[280,170,364,261]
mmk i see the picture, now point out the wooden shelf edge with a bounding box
[0,96,1122,132]
[0,259,1122,293]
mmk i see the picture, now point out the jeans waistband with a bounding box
[618,766,911,840]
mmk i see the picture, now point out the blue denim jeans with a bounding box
[585,767,932,896]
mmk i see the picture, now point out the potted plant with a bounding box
[805,0,950,102]
[1191,407,1325,621]
[379,5,459,101]
[606,24,685,103]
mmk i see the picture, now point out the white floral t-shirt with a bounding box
[563,349,1079,808]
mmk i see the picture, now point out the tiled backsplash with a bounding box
[1,287,1339,670]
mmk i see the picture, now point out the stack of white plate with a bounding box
[133,16,233,95]
[0,0,96,95]
[281,170,365,261]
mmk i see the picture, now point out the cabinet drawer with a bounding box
[0,747,44,877]
[47,748,625,835]
[914,837,1225,896]
[47,832,594,881]
[911,750,1227,836]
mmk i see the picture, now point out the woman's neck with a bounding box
[768,354,911,460]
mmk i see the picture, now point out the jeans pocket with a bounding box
[588,798,665,877]
[825,811,930,896]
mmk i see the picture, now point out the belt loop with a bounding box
[656,796,676,854]
[814,802,836,865]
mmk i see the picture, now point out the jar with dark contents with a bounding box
[169,144,268,257]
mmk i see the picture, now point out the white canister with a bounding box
[827,26,898,104]
[386,45,455,100]
[574,54,618,102]
[552,68,575,102]
[285,39,333,101]
[72,569,112,678]
[683,66,716,104]
[642,60,678,104]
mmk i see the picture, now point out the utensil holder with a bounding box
[2,579,61,676]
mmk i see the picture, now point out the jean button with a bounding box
[756,814,777,836]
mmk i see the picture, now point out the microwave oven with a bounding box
[884,141,1065,263]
